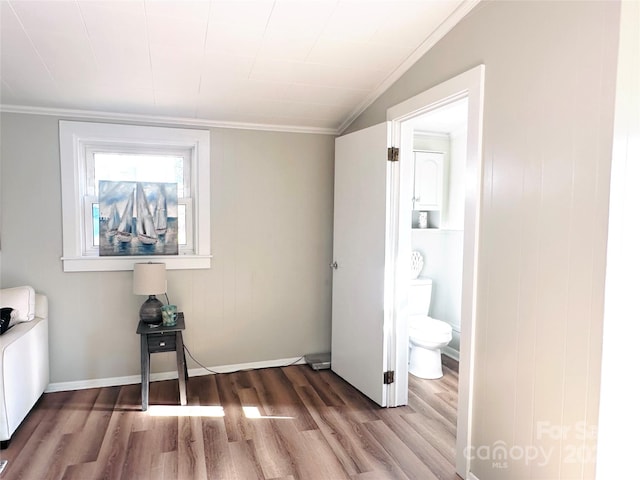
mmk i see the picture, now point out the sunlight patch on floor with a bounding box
[242,406,294,420]
[148,405,225,417]
[145,404,294,419]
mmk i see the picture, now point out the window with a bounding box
[87,151,190,250]
[59,121,211,272]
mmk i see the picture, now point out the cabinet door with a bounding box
[413,151,444,210]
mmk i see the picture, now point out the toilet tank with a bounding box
[409,278,433,315]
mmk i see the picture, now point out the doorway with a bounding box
[387,65,484,477]
[407,98,468,363]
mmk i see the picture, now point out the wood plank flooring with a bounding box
[1,362,459,480]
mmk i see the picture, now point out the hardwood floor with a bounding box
[1,362,459,480]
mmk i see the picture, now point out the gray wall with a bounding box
[0,112,335,384]
[347,1,620,478]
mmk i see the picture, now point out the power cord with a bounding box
[163,296,305,374]
[182,343,305,375]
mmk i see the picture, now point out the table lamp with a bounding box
[133,262,166,324]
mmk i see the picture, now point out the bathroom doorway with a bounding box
[386,65,484,477]
[406,99,468,474]
[408,98,468,362]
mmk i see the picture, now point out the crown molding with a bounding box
[0,104,339,136]
[337,0,481,135]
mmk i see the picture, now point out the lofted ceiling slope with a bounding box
[0,0,477,134]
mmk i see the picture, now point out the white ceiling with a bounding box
[0,0,477,134]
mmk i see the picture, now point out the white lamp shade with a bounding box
[133,263,167,295]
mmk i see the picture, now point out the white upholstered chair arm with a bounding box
[35,294,48,319]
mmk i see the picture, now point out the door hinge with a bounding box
[387,147,399,162]
[383,370,395,384]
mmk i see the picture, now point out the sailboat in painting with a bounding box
[136,183,158,245]
[154,186,168,235]
[99,180,178,256]
[106,204,120,237]
[116,189,134,243]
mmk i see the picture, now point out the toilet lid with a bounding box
[409,316,453,338]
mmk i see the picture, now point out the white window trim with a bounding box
[59,121,211,272]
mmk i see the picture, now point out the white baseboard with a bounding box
[45,356,307,393]
[442,345,460,361]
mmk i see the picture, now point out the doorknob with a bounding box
[330,261,338,270]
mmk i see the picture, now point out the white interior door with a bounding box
[331,122,391,407]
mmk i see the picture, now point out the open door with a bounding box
[331,122,394,407]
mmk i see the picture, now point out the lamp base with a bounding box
[140,295,163,324]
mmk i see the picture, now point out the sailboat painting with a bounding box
[98,180,178,256]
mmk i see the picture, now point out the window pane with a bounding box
[92,202,100,246]
[94,153,185,197]
[178,204,186,245]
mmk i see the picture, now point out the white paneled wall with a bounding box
[472,3,616,477]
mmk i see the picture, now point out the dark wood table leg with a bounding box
[140,334,150,411]
[176,331,187,406]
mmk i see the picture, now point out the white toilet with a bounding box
[408,278,453,379]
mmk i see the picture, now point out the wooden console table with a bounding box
[136,313,188,411]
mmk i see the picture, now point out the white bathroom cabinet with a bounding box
[412,151,444,212]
